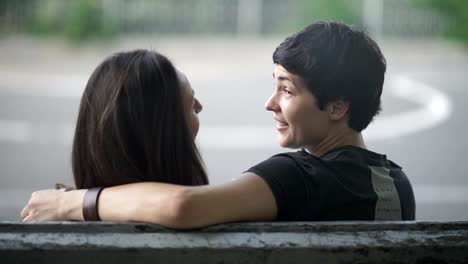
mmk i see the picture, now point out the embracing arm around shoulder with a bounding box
[99,172,277,228]
[21,173,277,229]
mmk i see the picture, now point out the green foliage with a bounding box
[30,0,65,35]
[293,0,362,31]
[414,0,468,44]
[64,0,102,41]
[31,0,115,42]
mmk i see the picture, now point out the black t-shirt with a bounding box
[246,146,415,221]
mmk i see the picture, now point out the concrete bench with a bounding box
[1,221,467,263]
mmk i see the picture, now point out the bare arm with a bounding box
[21,173,277,229]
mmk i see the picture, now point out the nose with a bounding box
[265,92,279,112]
[194,98,203,114]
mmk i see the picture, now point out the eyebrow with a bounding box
[273,72,293,82]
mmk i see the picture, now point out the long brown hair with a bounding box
[72,50,208,188]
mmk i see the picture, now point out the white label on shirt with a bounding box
[370,166,402,220]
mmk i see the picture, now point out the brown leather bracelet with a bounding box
[82,187,104,221]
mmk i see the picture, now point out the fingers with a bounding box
[22,214,34,222]
[22,214,30,222]
[20,193,33,220]
[20,191,42,221]
[20,205,29,220]
[20,189,68,222]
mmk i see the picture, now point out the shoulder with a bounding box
[245,151,322,220]
[246,150,322,177]
[245,150,326,197]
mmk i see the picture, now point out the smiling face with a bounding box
[177,69,203,139]
[265,64,332,149]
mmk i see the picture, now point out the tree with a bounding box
[415,0,468,44]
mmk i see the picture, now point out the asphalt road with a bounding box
[0,37,467,221]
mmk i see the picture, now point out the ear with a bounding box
[326,99,349,121]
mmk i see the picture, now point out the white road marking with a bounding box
[362,75,453,141]
[0,74,454,148]
[0,71,87,98]
[198,126,276,149]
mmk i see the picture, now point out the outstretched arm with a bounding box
[21,173,277,229]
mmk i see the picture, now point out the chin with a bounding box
[277,136,286,147]
[278,138,295,149]
[279,138,303,150]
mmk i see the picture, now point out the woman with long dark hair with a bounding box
[72,49,208,189]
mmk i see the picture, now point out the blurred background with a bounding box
[0,0,467,221]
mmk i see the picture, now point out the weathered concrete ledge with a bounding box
[1,221,467,263]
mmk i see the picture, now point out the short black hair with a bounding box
[273,21,386,132]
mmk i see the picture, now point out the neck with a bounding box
[305,124,366,157]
